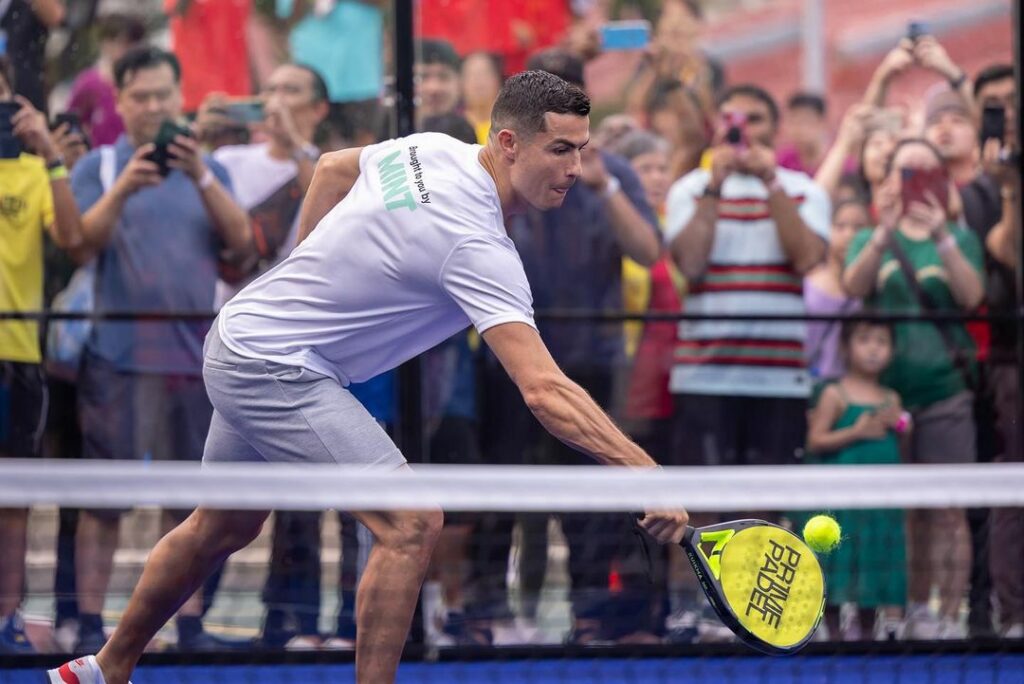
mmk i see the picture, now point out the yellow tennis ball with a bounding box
[803,515,842,553]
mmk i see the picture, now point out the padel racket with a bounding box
[642,518,826,654]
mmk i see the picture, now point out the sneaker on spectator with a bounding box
[47,655,131,684]
[283,635,322,650]
[322,636,356,650]
[663,608,698,644]
[0,610,34,653]
[53,619,80,653]
[696,607,735,643]
[1003,623,1024,639]
[937,617,967,640]
[873,615,904,641]
[903,604,942,640]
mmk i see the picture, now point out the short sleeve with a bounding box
[206,156,234,196]
[664,170,709,242]
[440,236,536,334]
[798,180,831,241]
[70,150,105,214]
[845,228,874,268]
[954,225,985,274]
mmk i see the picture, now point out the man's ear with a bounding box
[496,128,518,162]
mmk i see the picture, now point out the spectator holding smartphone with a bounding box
[67,46,249,653]
[0,54,84,654]
[843,138,984,640]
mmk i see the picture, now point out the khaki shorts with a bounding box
[908,391,976,464]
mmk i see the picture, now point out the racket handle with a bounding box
[681,525,696,547]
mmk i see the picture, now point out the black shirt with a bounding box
[961,172,1018,362]
[1,0,50,112]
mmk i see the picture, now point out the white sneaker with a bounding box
[322,636,355,650]
[47,655,132,684]
[904,604,941,640]
[1003,623,1024,639]
[937,617,967,640]
[53,620,79,653]
[874,615,904,641]
[283,635,321,650]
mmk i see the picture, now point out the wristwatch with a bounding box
[600,175,621,199]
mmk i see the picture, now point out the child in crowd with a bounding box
[804,199,869,381]
[805,319,910,640]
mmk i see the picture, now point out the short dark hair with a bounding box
[490,70,591,139]
[526,49,585,88]
[973,63,1014,99]
[0,55,14,93]
[293,63,329,104]
[114,46,181,90]
[717,84,780,125]
[787,91,826,117]
[420,113,477,144]
[840,316,894,348]
[98,13,147,44]
[418,39,460,71]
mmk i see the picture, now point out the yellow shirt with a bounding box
[0,154,53,363]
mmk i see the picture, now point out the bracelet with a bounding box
[293,143,320,163]
[198,168,216,190]
[765,176,783,194]
[893,411,912,435]
[601,174,621,200]
[948,71,967,90]
[1002,187,1017,201]
[702,184,721,199]
[935,234,958,255]
[47,164,68,181]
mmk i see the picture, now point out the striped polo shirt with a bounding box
[664,167,831,398]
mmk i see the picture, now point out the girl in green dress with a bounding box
[806,319,910,640]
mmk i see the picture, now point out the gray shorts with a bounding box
[202,324,405,468]
[909,390,976,464]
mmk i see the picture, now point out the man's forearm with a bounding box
[843,240,885,297]
[199,180,252,254]
[48,178,84,252]
[605,190,660,266]
[80,189,128,255]
[671,197,718,281]
[525,374,658,468]
[768,188,825,274]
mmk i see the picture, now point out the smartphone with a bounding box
[0,100,23,159]
[224,99,265,125]
[906,20,928,42]
[146,119,194,177]
[722,110,747,149]
[980,105,1006,147]
[52,111,92,149]
[901,167,949,213]
[599,20,651,51]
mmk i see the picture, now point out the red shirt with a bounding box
[165,0,251,112]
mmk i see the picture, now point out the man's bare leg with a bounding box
[0,508,29,617]
[94,508,268,684]
[351,508,444,684]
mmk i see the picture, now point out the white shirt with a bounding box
[211,143,302,307]
[664,167,831,398]
[218,132,535,385]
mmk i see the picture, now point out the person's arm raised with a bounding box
[296,147,364,245]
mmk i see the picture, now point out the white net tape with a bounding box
[2,459,1023,511]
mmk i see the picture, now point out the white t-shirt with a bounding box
[212,143,302,307]
[664,167,830,399]
[218,132,536,385]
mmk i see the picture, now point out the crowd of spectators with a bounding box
[0,0,1020,656]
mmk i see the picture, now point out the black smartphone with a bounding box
[52,111,92,149]
[0,100,23,159]
[980,105,1006,147]
[146,119,194,177]
[906,20,928,42]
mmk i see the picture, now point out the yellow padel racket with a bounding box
[654,518,826,655]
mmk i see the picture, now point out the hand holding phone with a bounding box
[145,119,195,177]
[0,101,24,159]
[599,20,651,51]
[900,166,949,215]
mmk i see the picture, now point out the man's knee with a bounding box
[189,509,269,556]
[378,509,444,555]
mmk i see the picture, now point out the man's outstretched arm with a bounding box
[482,321,687,542]
[296,146,364,245]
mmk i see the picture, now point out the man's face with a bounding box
[263,65,326,138]
[415,62,460,118]
[785,106,825,148]
[719,94,776,148]
[976,76,1017,148]
[507,112,588,211]
[116,63,182,145]
[925,111,976,163]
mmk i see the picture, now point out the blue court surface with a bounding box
[3,655,1023,684]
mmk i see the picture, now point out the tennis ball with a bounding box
[803,515,842,553]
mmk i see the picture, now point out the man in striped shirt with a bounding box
[662,84,830,639]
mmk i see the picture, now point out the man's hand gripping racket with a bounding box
[636,513,826,655]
